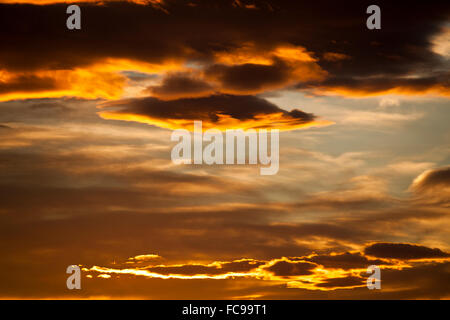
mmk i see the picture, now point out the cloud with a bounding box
[410,166,450,192]
[369,261,450,299]
[80,243,450,296]
[0,124,11,129]
[322,52,351,62]
[431,26,450,58]
[0,1,449,300]
[144,259,265,276]
[386,161,434,175]
[0,68,126,101]
[0,73,59,96]
[315,276,365,289]
[206,62,290,93]
[85,256,317,282]
[337,110,423,126]
[306,252,389,270]
[364,243,450,260]
[409,166,450,206]
[303,74,450,97]
[146,72,214,99]
[30,102,71,111]
[131,254,161,261]
[98,94,333,130]
[0,1,448,101]
[263,259,317,277]
[379,97,400,108]
[205,44,327,94]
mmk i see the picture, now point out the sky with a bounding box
[0,0,449,299]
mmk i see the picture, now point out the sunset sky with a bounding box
[0,0,449,299]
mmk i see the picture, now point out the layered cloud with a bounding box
[0,0,448,102]
[0,1,449,300]
[98,94,333,130]
[0,67,126,101]
[304,74,450,97]
[364,243,450,260]
[83,242,450,292]
[146,72,215,99]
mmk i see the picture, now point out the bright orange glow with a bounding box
[273,45,317,63]
[132,254,161,261]
[97,111,335,131]
[214,43,317,66]
[91,57,183,75]
[83,254,420,291]
[0,58,185,102]
[0,68,125,101]
[213,44,273,66]
[210,43,327,94]
[86,265,261,280]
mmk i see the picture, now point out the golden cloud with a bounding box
[0,58,183,102]
[97,94,334,131]
[83,243,449,292]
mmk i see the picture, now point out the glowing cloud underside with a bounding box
[98,111,334,131]
[84,250,450,291]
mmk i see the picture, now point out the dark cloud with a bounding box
[316,276,365,288]
[0,1,448,96]
[301,73,450,96]
[364,243,450,260]
[377,262,450,299]
[146,265,227,276]
[412,166,450,191]
[98,94,317,130]
[409,166,450,206]
[0,74,59,94]
[219,259,266,272]
[145,259,264,276]
[205,60,290,92]
[264,260,317,276]
[121,71,158,82]
[306,252,389,269]
[146,72,214,99]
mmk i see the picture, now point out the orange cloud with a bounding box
[409,166,450,206]
[0,58,183,102]
[131,254,161,261]
[0,68,125,101]
[304,74,450,98]
[207,43,327,95]
[322,52,351,62]
[82,248,423,291]
[98,111,333,131]
[97,94,334,131]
